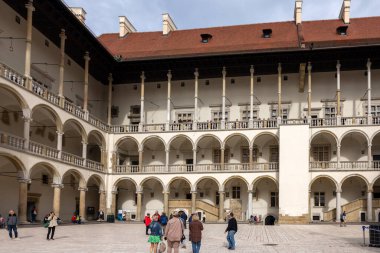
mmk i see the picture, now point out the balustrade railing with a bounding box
[143,165,166,173]
[309,161,380,170]
[115,165,139,173]
[169,123,193,131]
[253,162,279,171]
[252,119,278,128]
[339,161,368,169]
[340,117,367,126]
[110,125,139,133]
[0,132,25,149]
[169,164,194,172]
[197,122,221,130]
[143,124,165,132]
[0,63,26,87]
[64,100,86,120]
[61,151,84,167]
[28,141,59,159]
[89,115,109,131]
[31,81,60,106]
[225,121,249,130]
[86,160,105,172]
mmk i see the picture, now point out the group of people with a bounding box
[71,213,83,224]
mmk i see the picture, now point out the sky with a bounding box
[63,0,380,36]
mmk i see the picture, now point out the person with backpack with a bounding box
[164,211,184,253]
[160,212,168,231]
[148,214,162,253]
[6,210,19,240]
[144,213,152,235]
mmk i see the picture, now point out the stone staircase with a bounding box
[168,199,219,222]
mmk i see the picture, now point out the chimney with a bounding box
[162,13,177,35]
[294,0,303,25]
[339,0,351,24]
[69,7,86,23]
[119,16,137,37]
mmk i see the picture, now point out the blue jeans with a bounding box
[191,241,201,253]
[227,230,236,249]
[8,225,18,238]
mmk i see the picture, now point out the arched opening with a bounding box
[224,134,250,171]
[371,132,380,168]
[196,135,221,171]
[340,132,368,168]
[168,178,192,215]
[310,132,337,169]
[30,105,60,148]
[142,137,165,172]
[169,135,193,172]
[60,170,85,221]
[309,177,337,222]
[87,131,105,163]
[194,177,220,222]
[62,120,85,157]
[86,175,104,220]
[341,176,368,222]
[0,87,24,137]
[223,177,248,221]
[114,178,137,220]
[115,137,139,172]
[252,134,279,170]
[141,178,164,217]
[252,177,279,223]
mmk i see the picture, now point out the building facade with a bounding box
[0,0,379,224]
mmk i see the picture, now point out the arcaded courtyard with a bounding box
[0,223,378,253]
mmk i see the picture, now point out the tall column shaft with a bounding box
[368,144,372,168]
[18,179,29,223]
[249,66,254,127]
[107,74,113,125]
[247,191,253,219]
[56,131,63,159]
[367,59,372,123]
[220,148,225,170]
[336,191,341,223]
[23,117,31,149]
[336,61,341,116]
[367,191,373,222]
[99,191,106,213]
[218,191,225,222]
[249,147,253,170]
[82,141,87,159]
[111,191,117,215]
[83,52,90,111]
[136,191,142,221]
[308,62,312,117]
[163,192,169,215]
[165,149,169,172]
[193,149,197,171]
[166,70,172,130]
[52,184,63,217]
[191,191,197,213]
[221,67,226,129]
[337,145,341,167]
[79,187,87,220]
[138,150,143,172]
[24,0,35,80]
[194,68,199,129]
[139,71,145,131]
[278,63,282,119]
[58,29,67,102]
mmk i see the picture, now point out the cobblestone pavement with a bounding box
[0,223,378,253]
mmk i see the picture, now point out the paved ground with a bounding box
[0,223,378,252]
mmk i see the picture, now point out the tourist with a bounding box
[225,212,238,250]
[6,210,19,240]
[180,211,188,229]
[31,207,37,223]
[71,213,77,224]
[144,213,152,235]
[154,210,161,222]
[97,210,104,221]
[189,214,203,253]
[148,214,162,253]
[340,211,347,227]
[46,211,58,240]
[160,212,168,230]
[164,211,184,253]
[202,212,206,223]
[0,214,5,229]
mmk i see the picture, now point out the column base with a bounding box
[278,214,309,224]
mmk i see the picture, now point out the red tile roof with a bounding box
[98,17,380,61]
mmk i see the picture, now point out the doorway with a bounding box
[186,159,193,171]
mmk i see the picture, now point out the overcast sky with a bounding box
[63,0,380,36]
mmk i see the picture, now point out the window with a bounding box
[240,106,258,121]
[42,174,49,185]
[212,110,229,122]
[312,145,330,161]
[232,186,240,199]
[177,113,193,123]
[325,106,336,118]
[365,105,380,117]
[314,192,325,207]
[270,146,279,162]
[213,149,229,163]
[241,147,249,163]
[336,26,348,35]
[262,29,272,38]
[271,108,288,119]
[270,192,278,207]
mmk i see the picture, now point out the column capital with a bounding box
[56,131,64,136]
[81,140,88,145]
[18,178,31,184]
[191,191,197,194]
[78,187,88,192]
[167,69,172,79]
[368,189,373,193]
[336,190,342,194]
[218,190,225,194]
[25,0,35,11]
[194,68,199,77]
[162,191,170,195]
[222,66,226,77]
[59,29,67,40]
[136,190,143,194]
[368,144,372,148]
[250,65,254,75]
[99,190,106,194]
[337,145,341,149]
[307,62,312,71]
[84,51,91,61]
[51,183,64,189]
[22,116,32,123]
[336,60,341,69]
[108,73,113,83]
[278,62,282,72]
[111,190,118,195]
[247,190,254,194]
[367,58,372,68]
[140,71,145,80]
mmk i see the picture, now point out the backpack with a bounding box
[160,216,168,225]
[158,241,166,253]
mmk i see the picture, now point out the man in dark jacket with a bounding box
[225,212,237,250]
[6,210,19,240]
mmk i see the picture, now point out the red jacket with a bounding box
[144,216,152,227]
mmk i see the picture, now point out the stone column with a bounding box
[83,51,91,113]
[307,62,312,119]
[218,191,225,222]
[18,178,30,224]
[166,70,172,131]
[99,190,106,213]
[277,63,282,123]
[191,191,197,213]
[111,190,117,215]
[82,141,87,167]
[336,61,341,124]
[220,148,225,170]
[165,148,169,172]
[249,65,255,128]
[107,73,113,125]
[139,71,145,132]
[58,29,67,107]
[367,190,373,222]
[56,131,63,159]
[78,187,87,220]
[221,67,227,129]
[23,116,31,149]
[249,147,253,170]
[138,150,143,172]
[367,59,372,124]
[193,68,199,130]
[193,148,197,171]
[336,190,341,223]
[247,190,253,219]
[136,191,142,221]
[24,0,35,89]
[337,145,341,168]
[52,184,64,217]
[163,191,169,215]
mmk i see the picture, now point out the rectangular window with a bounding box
[241,147,249,163]
[271,108,288,119]
[177,113,193,123]
[232,186,240,199]
[314,192,325,207]
[211,110,229,122]
[269,146,279,162]
[213,149,229,163]
[312,145,330,161]
[365,105,380,117]
[270,192,278,207]
[324,106,336,118]
[240,105,258,121]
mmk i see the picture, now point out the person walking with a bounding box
[47,211,58,240]
[164,211,184,253]
[160,212,168,231]
[225,212,238,250]
[180,211,188,229]
[340,211,347,227]
[144,213,152,235]
[148,214,162,253]
[6,210,19,240]
[189,214,203,253]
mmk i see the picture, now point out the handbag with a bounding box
[43,222,49,228]
[158,241,166,253]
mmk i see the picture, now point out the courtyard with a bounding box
[0,223,377,253]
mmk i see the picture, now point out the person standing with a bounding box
[180,211,188,229]
[202,212,206,223]
[340,211,347,227]
[6,210,19,240]
[164,211,184,253]
[144,213,152,235]
[160,212,168,231]
[47,211,58,240]
[225,212,238,250]
[148,214,162,253]
[189,214,203,253]
[31,207,37,223]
